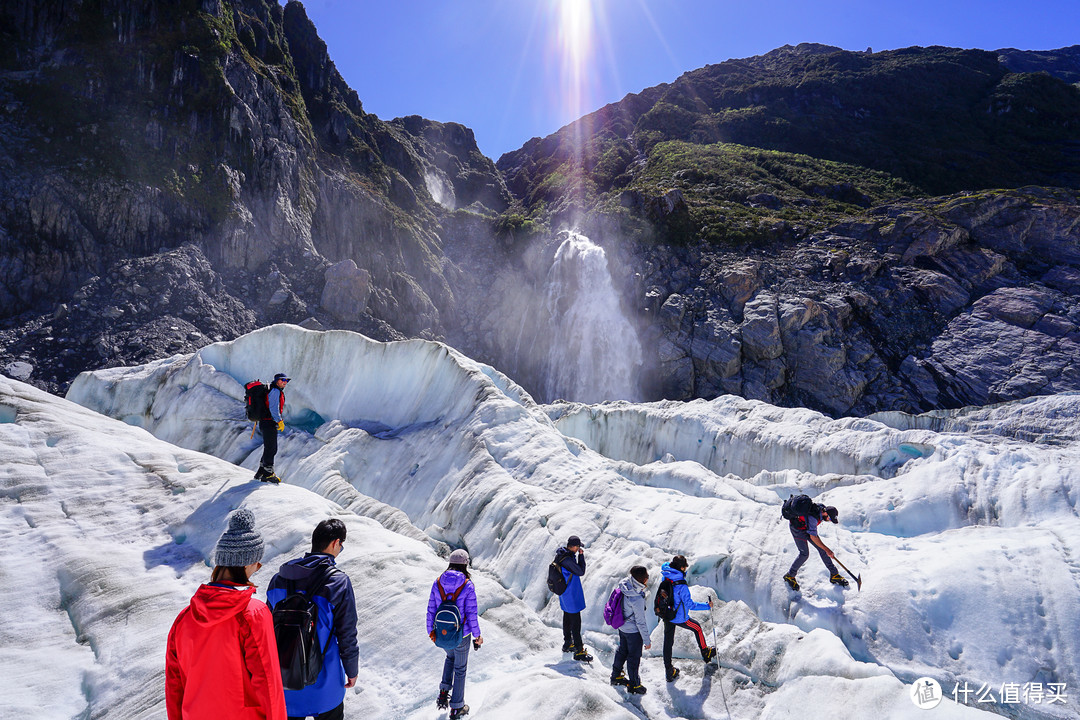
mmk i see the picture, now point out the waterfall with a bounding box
[532,232,643,403]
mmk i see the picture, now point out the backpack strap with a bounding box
[300,565,340,658]
[437,578,469,602]
[310,566,338,597]
[450,580,468,602]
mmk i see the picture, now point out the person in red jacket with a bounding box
[166,508,286,720]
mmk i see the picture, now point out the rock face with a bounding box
[0,0,508,389]
[629,188,1080,415]
[0,245,258,394]
[320,259,370,322]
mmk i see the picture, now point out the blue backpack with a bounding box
[433,579,468,650]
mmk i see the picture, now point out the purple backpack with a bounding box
[603,586,626,629]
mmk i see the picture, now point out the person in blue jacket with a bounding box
[427,549,483,719]
[255,373,289,483]
[267,518,358,720]
[554,535,592,662]
[660,555,716,682]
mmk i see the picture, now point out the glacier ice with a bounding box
[7,323,1078,718]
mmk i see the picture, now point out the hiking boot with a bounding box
[830,573,849,587]
[610,673,629,686]
[253,466,268,480]
[702,646,717,663]
[783,574,800,591]
[627,683,647,695]
[449,706,469,719]
[573,649,593,663]
[666,667,680,682]
[261,473,282,484]
[561,641,576,653]
[436,689,450,709]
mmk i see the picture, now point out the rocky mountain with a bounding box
[998,44,1080,84]
[4,3,1080,417]
[0,0,507,391]
[498,43,1080,220]
[483,43,1080,415]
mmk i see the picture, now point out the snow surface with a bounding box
[6,323,1077,718]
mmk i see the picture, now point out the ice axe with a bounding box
[834,556,862,591]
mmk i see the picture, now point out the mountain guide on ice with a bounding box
[165,509,286,720]
[555,535,593,662]
[657,555,717,682]
[781,495,848,590]
[427,549,483,719]
[254,372,289,483]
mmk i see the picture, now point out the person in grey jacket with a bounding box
[609,565,651,695]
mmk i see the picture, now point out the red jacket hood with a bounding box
[188,583,257,626]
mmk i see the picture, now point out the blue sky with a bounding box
[290,1,1080,160]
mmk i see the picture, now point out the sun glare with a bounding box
[556,0,594,123]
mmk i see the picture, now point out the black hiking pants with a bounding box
[612,629,644,685]
[563,611,583,650]
[288,702,343,720]
[662,618,708,671]
[259,418,278,470]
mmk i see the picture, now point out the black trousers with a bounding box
[259,418,278,469]
[612,630,644,684]
[288,702,343,720]
[662,618,707,671]
[562,610,583,649]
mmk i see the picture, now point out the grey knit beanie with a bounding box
[448,549,470,565]
[214,508,265,567]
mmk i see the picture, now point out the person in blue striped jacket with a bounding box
[267,519,358,720]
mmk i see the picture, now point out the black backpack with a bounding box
[781,494,821,530]
[244,380,271,421]
[272,568,337,691]
[653,577,685,621]
[547,558,568,595]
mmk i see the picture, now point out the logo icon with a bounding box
[911,677,943,709]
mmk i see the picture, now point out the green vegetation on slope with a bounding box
[496,44,1080,246]
[606,140,923,245]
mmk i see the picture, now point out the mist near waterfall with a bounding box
[511,231,643,404]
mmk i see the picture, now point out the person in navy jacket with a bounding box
[555,535,592,662]
[427,549,483,718]
[660,555,716,682]
[267,519,358,720]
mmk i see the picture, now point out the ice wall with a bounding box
[545,397,938,479]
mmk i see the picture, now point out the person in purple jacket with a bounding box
[427,549,483,719]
